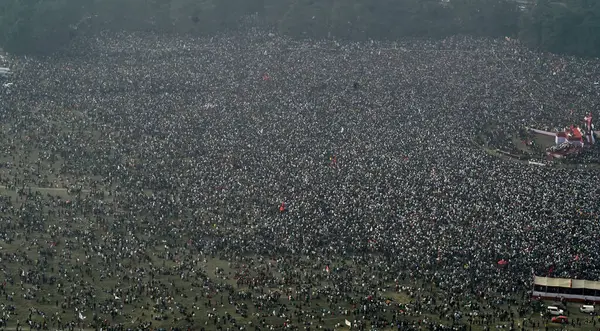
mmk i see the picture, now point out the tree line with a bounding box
[0,0,599,57]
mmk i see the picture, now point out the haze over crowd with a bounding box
[0,0,599,57]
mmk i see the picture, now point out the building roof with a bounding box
[571,128,583,139]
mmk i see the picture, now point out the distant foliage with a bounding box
[0,0,598,57]
[0,0,87,54]
[519,0,600,57]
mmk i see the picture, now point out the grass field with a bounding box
[0,176,598,330]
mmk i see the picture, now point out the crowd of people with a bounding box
[0,30,599,330]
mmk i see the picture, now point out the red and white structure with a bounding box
[554,125,584,147]
[530,113,595,147]
[529,113,596,159]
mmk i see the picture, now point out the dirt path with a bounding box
[0,185,91,193]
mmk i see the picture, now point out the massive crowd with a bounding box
[0,30,599,330]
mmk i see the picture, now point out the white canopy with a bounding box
[534,276,600,290]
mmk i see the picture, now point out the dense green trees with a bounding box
[0,0,86,54]
[520,0,600,56]
[0,0,599,57]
